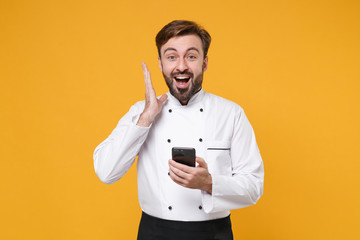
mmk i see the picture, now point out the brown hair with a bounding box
[156,20,211,58]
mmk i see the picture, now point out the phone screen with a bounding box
[172,147,196,167]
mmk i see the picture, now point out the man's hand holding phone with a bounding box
[169,147,212,194]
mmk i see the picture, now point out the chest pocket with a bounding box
[206,140,232,176]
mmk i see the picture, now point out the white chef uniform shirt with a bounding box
[94,89,264,221]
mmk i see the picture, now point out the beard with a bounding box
[163,70,204,105]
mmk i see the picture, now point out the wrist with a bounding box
[204,174,212,194]
[137,112,153,127]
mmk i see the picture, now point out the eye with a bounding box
[167,55,176,61]
[187,55,197,60]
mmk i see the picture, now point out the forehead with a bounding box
[160,34,203,55]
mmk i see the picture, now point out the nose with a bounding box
[176,58,189,72]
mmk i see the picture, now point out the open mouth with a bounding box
[174,75,191,88]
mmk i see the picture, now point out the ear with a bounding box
[158,56,163,72]
[203,56,208,72]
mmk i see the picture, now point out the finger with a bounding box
[141,62,149,91]
[196,157,207,169]
[169,164,189,183]
[158,94,168,104]
[141,62,156,99]
[169,170,187,186]
[141,62,151,88]
[169,160,194,181]
[169,159,193,174]
[141,62,148,77]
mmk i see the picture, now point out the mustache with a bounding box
[171,71,194,79]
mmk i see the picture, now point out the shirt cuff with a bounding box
[131,112,152,129]
[201,174,220,213]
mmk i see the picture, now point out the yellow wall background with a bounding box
[1,0,359,239]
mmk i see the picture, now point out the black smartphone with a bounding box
[172,147,196,167]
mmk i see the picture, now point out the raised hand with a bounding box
[136,62,168,127]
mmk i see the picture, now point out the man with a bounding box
[94,20,264,240]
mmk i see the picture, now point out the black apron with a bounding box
[137,212,234,240]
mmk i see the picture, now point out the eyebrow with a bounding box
[163,47,200,54]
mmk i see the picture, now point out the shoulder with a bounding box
[203,91,244,114]
[127,100,146,115]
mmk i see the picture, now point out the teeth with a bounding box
[175,76,190,80]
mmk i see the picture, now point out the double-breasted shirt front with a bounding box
[94,90,264,221]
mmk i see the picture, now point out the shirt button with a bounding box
[169,109,172,113]
[199,138,203,142]
[199,205,203,210]
[167,139,171,143]
[168,206,172,210]
[200,108,203,112]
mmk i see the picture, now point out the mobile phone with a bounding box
[172,147,196,167]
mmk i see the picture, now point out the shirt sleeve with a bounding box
[93,102,150,184]
[202,108,264,213]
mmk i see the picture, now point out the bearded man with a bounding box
[94,20,264,240]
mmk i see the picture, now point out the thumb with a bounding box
[196,157,207,169]
[158,94,168,104]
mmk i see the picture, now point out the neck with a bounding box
[180,99,189,105]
